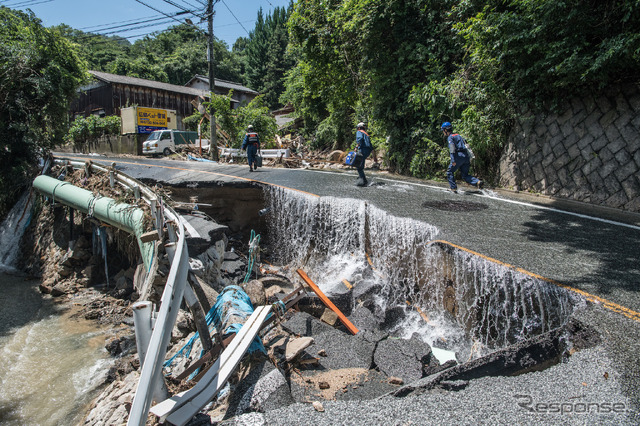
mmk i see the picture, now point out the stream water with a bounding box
[0,194,111,425]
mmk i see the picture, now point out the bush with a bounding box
[68,115,122,153]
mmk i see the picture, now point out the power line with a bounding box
[77,14,166,31]
[133,0,205,35]
[160,0,205,19]
[80,16,177,35]
[4,0,54,8]
[219,0,249,36]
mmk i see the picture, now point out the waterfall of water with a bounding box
[264,186,581,357]
[0,192,32,272]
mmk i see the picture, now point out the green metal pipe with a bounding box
[33,175,154,270]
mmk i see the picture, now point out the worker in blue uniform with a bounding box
[442,122,483,193]
[355,122,373,186]
[241,125,260,172]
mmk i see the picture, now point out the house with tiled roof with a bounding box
[184,75,259,107]
[70,71,259,130]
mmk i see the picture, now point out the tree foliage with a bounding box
[287,0,640,180]
[58,23,243,85]
[185,92,278,149]
[68,115,122,153]
[246,5,295,109]
[0,7,86,217]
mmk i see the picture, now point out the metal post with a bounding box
[133,301,153,364]
[166,220,177,243]
[132,302,168,404]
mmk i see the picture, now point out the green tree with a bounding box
[54,24,130,72]
[246,6,294,109]
[186,92,277,149]
[67,115,122,153]
[0,7,86,217]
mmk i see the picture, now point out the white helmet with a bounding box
[247,125,254,130]
[357,122,365,129]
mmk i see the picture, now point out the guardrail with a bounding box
[219,148,291,158]
[51,158,190,426]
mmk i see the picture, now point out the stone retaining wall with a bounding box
[499,84,640,212]
[56,134,143,155]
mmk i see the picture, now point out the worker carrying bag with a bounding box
[345,150,364,168]
[254,153,263,168]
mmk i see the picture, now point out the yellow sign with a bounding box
[136,107,168,127]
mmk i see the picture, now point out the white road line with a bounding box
[304,169,640,231]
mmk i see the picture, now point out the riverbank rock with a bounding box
[85,370,139,426]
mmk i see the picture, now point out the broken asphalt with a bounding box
[57,154,640,424]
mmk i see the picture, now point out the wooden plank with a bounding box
[296,269,359,335]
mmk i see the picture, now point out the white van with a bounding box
[142,130,210,156]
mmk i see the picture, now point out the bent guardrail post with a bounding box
[165,242,213,352]
[127,229,189,425]
[32,175,154,271]
[127,209,190,426]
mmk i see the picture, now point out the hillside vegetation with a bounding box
[1,1,639,215]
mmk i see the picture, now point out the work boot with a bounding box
[249,167,253,172]
[476,180,484,189]
[449,188,458,194]
[356,177,368,187]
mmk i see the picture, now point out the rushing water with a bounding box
[264,186,582,358]
[0,194,111,425]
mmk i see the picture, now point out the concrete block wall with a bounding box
[499,84,640,212]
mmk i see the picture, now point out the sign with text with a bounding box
[137,107,168,128]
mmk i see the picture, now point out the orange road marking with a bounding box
[63,156,321,198]
[427,240,640,323]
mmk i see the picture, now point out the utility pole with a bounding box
[207,0,219,161]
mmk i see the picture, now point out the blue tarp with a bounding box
[212,285,266,355]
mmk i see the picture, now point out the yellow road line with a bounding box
[428,239,640,323]
[342,279,353,289]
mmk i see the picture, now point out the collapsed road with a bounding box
[53,154,640,424]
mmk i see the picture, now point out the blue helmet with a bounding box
[441,122,452,131]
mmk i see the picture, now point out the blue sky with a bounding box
[3,0,292,48]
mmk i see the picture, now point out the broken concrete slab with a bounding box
[182,214,229,257]
[348,306,387,344]
[373,334,432,384]
[388,318,597,398]
[225,361,293,417]
[281,312,375,371]
[286,337,315,362]
[351,280,383,305]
